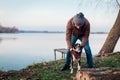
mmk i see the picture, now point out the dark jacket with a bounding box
[66,17,90,49]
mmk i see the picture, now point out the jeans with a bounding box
[65,35,93,68]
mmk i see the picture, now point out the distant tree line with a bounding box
[0,25,18,33]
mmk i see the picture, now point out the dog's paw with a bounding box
[77,66,81,71]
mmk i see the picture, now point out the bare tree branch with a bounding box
[116,0,120,9]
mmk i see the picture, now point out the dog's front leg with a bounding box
[77,59,81,71]
[70,57,73,74]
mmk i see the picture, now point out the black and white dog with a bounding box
[70,43,82,74]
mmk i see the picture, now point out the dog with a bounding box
[71,70,96,80]
[70,43,82,74]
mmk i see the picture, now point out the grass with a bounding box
[94,55,120,68]
[0,53,120,80]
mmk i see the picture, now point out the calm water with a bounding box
[0,33,120,71]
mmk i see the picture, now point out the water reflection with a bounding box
[0,37,17,43]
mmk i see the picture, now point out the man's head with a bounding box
[73,12,85,29]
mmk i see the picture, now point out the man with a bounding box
[61,12,93,71]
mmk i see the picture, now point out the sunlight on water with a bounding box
[0,33,119,71]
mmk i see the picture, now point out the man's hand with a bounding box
[70,48,74,51]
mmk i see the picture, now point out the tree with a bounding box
[98,0,120,56]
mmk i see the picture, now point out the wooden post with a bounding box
[54,49,56,61]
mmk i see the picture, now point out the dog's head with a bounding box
[71,43,82,59]
[71,71,96,80]
[73,43,81,53]
[71,71,95,80]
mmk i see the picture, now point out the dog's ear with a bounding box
[71,77,77,80]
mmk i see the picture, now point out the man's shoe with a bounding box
[61,64,70,71]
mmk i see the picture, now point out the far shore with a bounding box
[17,30,108,34]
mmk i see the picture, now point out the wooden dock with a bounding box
[54,48,67,60]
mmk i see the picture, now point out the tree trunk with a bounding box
[99,10,120,55]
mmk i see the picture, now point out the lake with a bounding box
[0,33,120,71]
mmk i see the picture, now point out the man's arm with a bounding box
[81,19,90,47]
[66,18,73,49]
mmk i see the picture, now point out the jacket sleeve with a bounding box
[81,19,90,47]
[66,18,73,49]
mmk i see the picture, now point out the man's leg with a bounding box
[84,41,93,68]
[79,38,93,68]
[65,49,71,66]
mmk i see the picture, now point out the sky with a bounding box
[0,0,120,32]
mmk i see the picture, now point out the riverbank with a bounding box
[0,52,120,80]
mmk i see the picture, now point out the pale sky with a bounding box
[0,0,119,31]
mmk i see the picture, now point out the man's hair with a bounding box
[73,12,85,26]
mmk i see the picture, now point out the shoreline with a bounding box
[1,51,119,72]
